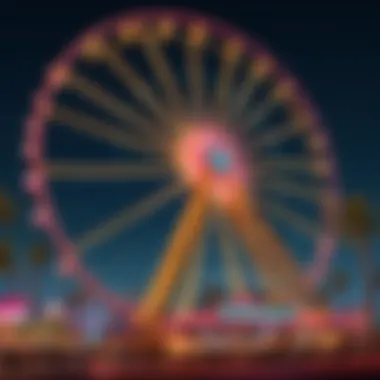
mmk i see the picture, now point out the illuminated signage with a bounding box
[218,303,296,325]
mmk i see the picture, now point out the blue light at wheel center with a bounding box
[207,148,232,173]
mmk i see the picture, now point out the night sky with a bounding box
[0,2,379,313]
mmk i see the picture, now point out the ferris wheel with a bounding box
[23,8,341,327]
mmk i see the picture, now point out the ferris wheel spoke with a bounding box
[135,188,209,324]
[142,37,182,113]
[53,106,158,153]
[185,46,204,112]
[218,218,248,295]
[241,98,275,132]
[80,34,165,121]
[47,161,171,182]
[262,199,320,237]
[240,78,298,132]
[77,183,183,251]
[253,112,317,151]
[259,155,317,174]
[174,232,204,313]
[260,155,333,180]
[229,56,276,121]
[105,45,169,123]
[254,123,303,150]
[230,78,258,122]
[184,24,208,112]
[261,178,321,203]
[68,74,156,136]
[226,194,307,303]
[214,40,243,113]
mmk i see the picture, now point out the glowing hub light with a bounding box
[207,147,232,174]
[173,122,250,206]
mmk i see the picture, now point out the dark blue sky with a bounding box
[0,2,379,309]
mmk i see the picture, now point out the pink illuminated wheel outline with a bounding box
[22,7,341,322]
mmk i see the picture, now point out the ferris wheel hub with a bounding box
[172,122,250,207]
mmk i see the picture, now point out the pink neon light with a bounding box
[0,295,30,324]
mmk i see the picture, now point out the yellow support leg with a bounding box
[226,193,307,304]
[134,187,209,324]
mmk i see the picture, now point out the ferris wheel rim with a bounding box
[22,7,342,314]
